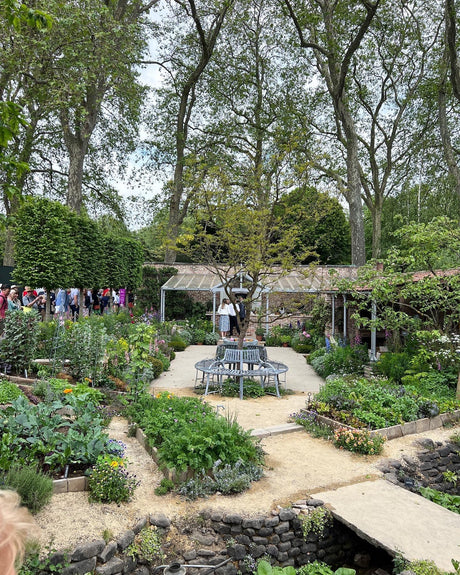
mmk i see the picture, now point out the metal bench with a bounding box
[195,347,288,400]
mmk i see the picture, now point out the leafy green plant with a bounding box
[402,559,445,575]
[155,477,175,495]
[65,320,108,384]
[419,486,460,514]
[179,459,264,499]
[88,459,139,503]
[333,428,385,455]
[126,392,263,486]
[297,561,356,575]
[0,394,110,474]
[375,352,411,383]
[310,345,369,378]
[193,328,207,344]
[300,507,332,538]
[256,559,296,575]
[442,470,458,485]
[126,526,164,563]
[0,380,24,404]
[0,309,41,374]
[149,357,164,379]
[19,542,69,575]
[0,465,53,514]
[169,335,187,351]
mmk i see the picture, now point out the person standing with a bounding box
[69,287,80,320]
[217,298,230,338]
[22,287,44,314]
[228,299,240,336]
[0,285,10,334]
[91,288,100,314]
[7,289,22,311]
[237,296,246,334]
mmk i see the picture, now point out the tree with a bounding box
[145,0,235,264]
[0,2,53,264]
[283,0,380,266]
[275,187,350,264]
[50,0,156,213]
[338,217,460,336]
[13,198,76,319]
[178,171,315,347]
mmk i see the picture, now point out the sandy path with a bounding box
[35,391,459,552]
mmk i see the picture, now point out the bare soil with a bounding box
[35,389,459,552]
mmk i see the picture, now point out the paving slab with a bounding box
[154,344,323,394]
[315,479,460,571]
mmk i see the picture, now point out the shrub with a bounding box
[88,459,139,503]
[179,459,264,500]
[204,331,219,345]
[307,347,328,364]
[148,357,164,379]
[169,336,187,351]
[333,428,385,455]
[176,329,192,345]
[290,331,313,354]
[375,352,411,383]
[0,381,24,404]
[155,351,170,371]
[1,465,53,514]
[193,328,207,344]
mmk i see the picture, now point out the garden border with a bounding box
[302,408,460,439]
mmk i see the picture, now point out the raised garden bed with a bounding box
[301,408,460,440]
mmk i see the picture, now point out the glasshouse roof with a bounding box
[159,265,359,293]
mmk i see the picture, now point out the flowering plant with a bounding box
[88,458,139,503]
[333,427,385,455]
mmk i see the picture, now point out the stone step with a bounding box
[251,422,304,438]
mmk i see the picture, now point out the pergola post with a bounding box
[331,294,335,335]
[212,292,217,333]
[343,294,347,340]
[370,300,377,362]
[160,288,165,322]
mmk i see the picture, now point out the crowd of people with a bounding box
[0,285,136,324]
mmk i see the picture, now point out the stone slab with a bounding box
[315,479,460,571]
[251,423,303,438]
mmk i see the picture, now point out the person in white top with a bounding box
[217,298,230,338]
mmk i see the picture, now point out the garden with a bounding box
[0,307,265,511]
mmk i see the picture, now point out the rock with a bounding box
[150,513,171,529]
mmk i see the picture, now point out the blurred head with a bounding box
[0,490,35,575]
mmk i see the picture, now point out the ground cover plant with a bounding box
[197,378,288,399]
[124,391,264,495]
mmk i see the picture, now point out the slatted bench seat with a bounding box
[194,348,288,400]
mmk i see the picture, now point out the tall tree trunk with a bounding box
[66,139,88,214]
[438,67,460,199]
[164,0,234,264]
[340,103,366,266]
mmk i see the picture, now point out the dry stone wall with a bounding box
[48,501,384,575]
